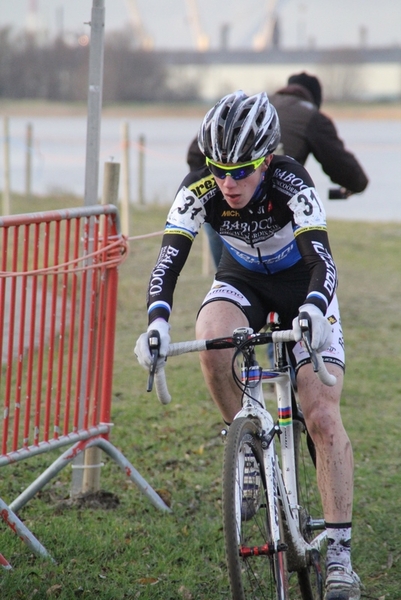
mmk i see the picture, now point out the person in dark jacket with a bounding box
[269,72,368,195]
[187,72,369,268]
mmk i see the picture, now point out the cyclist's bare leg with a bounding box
[196,300,248,423]
[296,362,353,524]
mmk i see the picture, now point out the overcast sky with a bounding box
[1,0,400,50]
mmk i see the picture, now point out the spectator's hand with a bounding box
[340,187,353,198]
[292,304,333,352]
[134,319,171,370]
[328,187,353,200]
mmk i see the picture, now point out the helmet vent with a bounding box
[198,91,281,163]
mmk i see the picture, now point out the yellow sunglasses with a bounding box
[206,156,266,180]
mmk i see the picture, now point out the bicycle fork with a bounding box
[238,368,325,568]
[237,403,286,559]
[236,367,286,559]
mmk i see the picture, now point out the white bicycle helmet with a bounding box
[198,90,280,163]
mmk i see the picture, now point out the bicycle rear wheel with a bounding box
[293,419,325,600]
[223,416,288,600]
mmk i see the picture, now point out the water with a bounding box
[304,118,401,222]
[1,114,400,222]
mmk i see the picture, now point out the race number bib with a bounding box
[288,187,326,230]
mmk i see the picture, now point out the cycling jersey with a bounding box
[147,155,337,325]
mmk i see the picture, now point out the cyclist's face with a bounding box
[213,156,272,209]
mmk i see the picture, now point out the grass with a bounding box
[0,195,400,599]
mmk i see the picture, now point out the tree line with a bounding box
[0,27,200,103]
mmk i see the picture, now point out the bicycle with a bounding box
[146,311,337,600]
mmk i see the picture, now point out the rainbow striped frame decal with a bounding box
[278,406,292,427]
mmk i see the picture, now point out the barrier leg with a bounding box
[8,448,82,513]
[9,437,171,514]
[0,552,12,570]
[92,438,171,513]
[0,498,54,562]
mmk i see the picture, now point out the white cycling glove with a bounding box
[292,303,333,353]
[134,319,171,371]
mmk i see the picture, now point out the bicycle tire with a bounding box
[293,419,325,600]
[223,416,289,600]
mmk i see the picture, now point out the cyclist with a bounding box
[135,90,361,600]
[186,71,369,268]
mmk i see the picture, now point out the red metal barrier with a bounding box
[0,204,170,568]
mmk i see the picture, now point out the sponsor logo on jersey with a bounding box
[188,175,216,200]
[221,210,241,217]
[149,245,179,296]
[203,282,251,306]
[220,216,281,244]
[273,168,309,191]
[311,241,337,296]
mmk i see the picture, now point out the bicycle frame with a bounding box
[234,334,327,569]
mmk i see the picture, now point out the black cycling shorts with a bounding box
[202,253,311,332]
[198,253,345,371]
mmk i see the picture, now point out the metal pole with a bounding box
[72,0,105,497]
[25,122,33,200]
[82,161,120,493]
[83,0,105,207]
[3,117,10,215]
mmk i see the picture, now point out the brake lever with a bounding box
[147,329,160,392]
[298,311,319,372]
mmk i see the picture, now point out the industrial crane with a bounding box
[252,0,288,51]
[184,0,209,51]
[123,0,154,50]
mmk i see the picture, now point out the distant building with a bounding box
[156,47,401,102]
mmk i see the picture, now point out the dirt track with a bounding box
[1,100,400,121]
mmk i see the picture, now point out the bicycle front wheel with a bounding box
[223,417,288,600]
